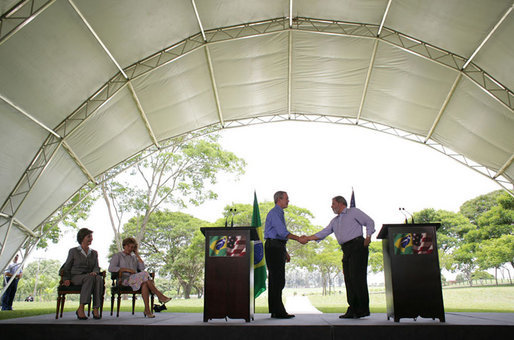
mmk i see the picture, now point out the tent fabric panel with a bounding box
[432,78,514,172]
[291,31,374,117]
[0,217,11,271]
[295,0,387,25]
[209,32,289,121]
[134,48,220,141]
[195,0,288,31]
[0,0,119,129]
[0,101,48,205]
[472,16,514,92]
[0,1,19,15]
[361,42,459,135]
[14,147,87,230]
[66,87,153,177]
[385,0,513,59]
[73,0,201,70]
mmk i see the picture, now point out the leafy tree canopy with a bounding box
[459,190,504,225]
[101,132,246,251]
[16,259,61,302]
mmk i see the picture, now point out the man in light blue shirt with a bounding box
[304,195,375,319]
[2,254,22,311]
[264,191,305,319]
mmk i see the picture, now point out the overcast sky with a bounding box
[29,121,501,272]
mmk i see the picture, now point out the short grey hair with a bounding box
[333,196,347,206]
[274,191,287,203]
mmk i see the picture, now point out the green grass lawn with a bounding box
[307,285,514,313]
[1,285,512,320]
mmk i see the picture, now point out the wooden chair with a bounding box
[110,269,155,317]
[56,271,106,319]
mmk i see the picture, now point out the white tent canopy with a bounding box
[1,0,513,271]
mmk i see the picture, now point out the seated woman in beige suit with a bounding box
[109,237,171,318]
[61,228,103,320]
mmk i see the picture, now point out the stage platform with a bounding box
[1,312,512,340]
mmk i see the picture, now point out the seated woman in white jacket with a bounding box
[108,237,171,318]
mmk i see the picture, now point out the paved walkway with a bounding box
[284,296,322,314]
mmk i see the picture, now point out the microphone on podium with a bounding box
[404,209,415,224]
[399,208,408,224]
[230,208,237,227]
[225,208,233,227]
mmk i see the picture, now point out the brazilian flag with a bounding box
[209,236,228,256]
[394,233,413,255]
[252,191,266,298]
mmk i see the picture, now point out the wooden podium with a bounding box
[377,223,445,322]
[200,226,259,322]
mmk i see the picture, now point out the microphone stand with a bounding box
[404,209,415,224]
[230,208,237,227]
[225,208,233,227]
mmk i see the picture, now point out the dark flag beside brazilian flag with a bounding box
[252,191,267,298]
[350,188,356,208]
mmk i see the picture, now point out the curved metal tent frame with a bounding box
[0,0,513,274]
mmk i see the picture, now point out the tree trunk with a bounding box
[465,270,473,286]
[183,283,192,299]
[100,180,122,252]
[504,266,512,284]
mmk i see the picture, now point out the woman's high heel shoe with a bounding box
[76,310,88,320]
[144,312,155,318]
[159,297,171,304]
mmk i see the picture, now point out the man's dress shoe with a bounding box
[271,313,295,319]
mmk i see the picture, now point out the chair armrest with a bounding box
[58,270,66,285]
[119,268,132,274]
[112,269,134,286]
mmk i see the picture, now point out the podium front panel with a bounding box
[380,223,445,322]
[201,227,255,322]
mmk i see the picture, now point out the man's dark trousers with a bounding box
[1,277,19,310]
[265,239,287,316]
[341,236,370,316]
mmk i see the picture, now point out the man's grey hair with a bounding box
[274,191,287,203]
[333,196,347,206]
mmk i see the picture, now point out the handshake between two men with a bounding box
[292,233,371,247]
[293,234,317,245]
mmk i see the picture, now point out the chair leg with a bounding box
[110,293,114,316]
[87,301,91,317]
[116,293,121,317]
[100,287,105,317]
[56,295,61,319]
[132,294,136,315]
[60,295,66,318]
[151,293,154,312]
